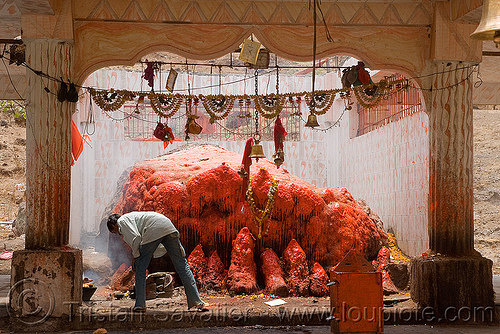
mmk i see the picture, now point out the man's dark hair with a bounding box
[107,214,121,232]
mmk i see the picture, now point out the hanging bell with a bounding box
[470,0,500,48]
[273,149,284,168]
[305,113,320,128]
[249,140,266,162]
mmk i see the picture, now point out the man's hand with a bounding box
[131,259,136,272]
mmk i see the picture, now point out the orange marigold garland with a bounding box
[246,175,279,239]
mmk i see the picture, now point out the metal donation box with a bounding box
[329,250,383,334]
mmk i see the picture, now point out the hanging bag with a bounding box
[153,122,166,141]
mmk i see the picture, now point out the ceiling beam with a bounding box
[450,0,483,23]
[14,0,53,15]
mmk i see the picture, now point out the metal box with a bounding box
[329,251,383,334]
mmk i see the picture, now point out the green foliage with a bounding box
[0,100,26,120]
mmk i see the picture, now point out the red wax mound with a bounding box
[150,182,187,221]
[309,262,329,297]
[320,187,360,208]
[260,249,289,297]
[113,145,386,267]
[227,227,258,294]
[203,251,227,291]
[326,202,386,261]
[187,244,207,288]
[187,164,243,215]
[283,239,310,296]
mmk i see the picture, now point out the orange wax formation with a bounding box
[113,145,386,268]
[309,262,329,297]
[260,248,289,297]
[204,251,227,291]
[284,239,310,296]
[187,244,207,288]
[227,227,258,294]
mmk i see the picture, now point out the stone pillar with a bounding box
[10,39,82,323]
[411,62,494,320]
[428,62,474,256]
[24,39,73,249]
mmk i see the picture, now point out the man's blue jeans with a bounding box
[135,231,202,309]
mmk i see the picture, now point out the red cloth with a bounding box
[143,60,155,88]
[240,138,254,198]
[356,61,371,85]
[274,115,287,152]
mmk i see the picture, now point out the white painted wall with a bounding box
[70,67,429,256]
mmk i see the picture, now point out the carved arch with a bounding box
[75,22,429,85]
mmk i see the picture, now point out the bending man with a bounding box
[107,211,207,312]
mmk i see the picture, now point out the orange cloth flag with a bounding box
[71,121,90,165]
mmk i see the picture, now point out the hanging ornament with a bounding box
[153,121,175,149]
[353,80,388,109]
[249,70,266,162]
[57,77,68,102]
[305,90,336,115]
[239,137,255,202]
[143,60,155,88]
[272,115,287,168]
[149,92,182,118]
[67,82,79,102]
[184,98,203,140]
[246,175,279,239]
[89,88,133,111]
[200,95,235,123]
[254,94,286,119]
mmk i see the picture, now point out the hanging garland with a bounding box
[253,94,286,119]
[89,88,134,111]
[352,80,388,109]
[149,92,183,118]
[88,77,407,121]
[304,90,336,115]
[200,94,236,123]
[246,175,279,239]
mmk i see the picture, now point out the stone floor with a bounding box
[0,275,499,333]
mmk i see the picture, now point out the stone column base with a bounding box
[410,256,494,322]
[9,249,82,324]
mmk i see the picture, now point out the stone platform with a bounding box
[1,283,498,332]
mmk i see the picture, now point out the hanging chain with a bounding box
[276,66,279,95]
[311,0,317,109]
[218,65,222,95]
[254,70,259,138]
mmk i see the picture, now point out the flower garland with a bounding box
[200,95,236,123]
[149,92,183,118]
[254,94,286,119]
[89,88,134,111]
[88,77,407,120]
[246,176,279,239]
[352,80,388,108]
[304,90,336,115]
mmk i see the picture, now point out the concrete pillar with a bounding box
[10,39,82,324]
[411,62,494,320]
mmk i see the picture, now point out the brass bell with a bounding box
[273,149,284,168]
[471,0,500,48]
[249,140,266,161]
[305,113,320,128]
